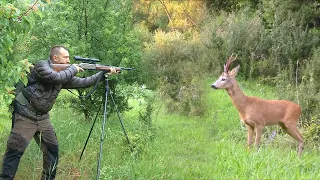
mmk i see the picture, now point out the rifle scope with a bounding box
[74,56,100,63]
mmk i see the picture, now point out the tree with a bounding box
[28,0,145,119]
[0,0,41,112]
[132,0,206,32]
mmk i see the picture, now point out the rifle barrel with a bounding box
[120,67,136,70]
[51,63,135,72]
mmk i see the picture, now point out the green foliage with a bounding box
[133,0,206,32]
[116,83,156,126]
[298,47,320,123]
[202,10,270,79]
[143,30,208,116]
[202,0,319,79]
[206,0,239,12]
[0,0,41,111]
[261,0,319,29]
[304,115,320,143]
[26,0,147,119]
[0,60,31,108]
[268,14,315,70]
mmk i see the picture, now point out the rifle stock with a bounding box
[51,63,135,72]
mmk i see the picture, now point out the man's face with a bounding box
[52,48,70,64]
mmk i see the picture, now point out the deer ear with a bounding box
[229,65,240,76]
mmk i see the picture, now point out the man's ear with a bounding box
[52,55,58,63]
[229,64,240,77]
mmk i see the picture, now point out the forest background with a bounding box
[1,0,320,179]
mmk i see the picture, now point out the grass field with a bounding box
[1,79,320,179]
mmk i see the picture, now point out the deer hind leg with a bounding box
[279,122,304,156]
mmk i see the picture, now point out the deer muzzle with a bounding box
[211,84,217,89]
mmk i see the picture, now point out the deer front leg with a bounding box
[246,125,254,150]
[255,125,264,149]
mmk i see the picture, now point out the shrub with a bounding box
[304,115,320,144]
[143,30,207,116]
[201,10,271,79]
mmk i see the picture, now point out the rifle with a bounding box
[51,56,135,72]
[51,63,135,72]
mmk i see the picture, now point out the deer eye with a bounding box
[221,78,226,81]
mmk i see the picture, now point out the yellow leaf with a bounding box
[5,86,15,94]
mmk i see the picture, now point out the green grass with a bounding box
[1,79,320,179]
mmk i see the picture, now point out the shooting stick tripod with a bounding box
[78,73,133,180]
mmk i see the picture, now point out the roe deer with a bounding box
[211,54,304,155]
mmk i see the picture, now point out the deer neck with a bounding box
[226,79,247,114]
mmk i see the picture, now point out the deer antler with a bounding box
[224,53,238,73]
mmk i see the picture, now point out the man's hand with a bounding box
[108,67,118,74]
[73,64,84,72]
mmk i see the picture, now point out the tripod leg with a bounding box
[79,104,102,161]
[109,90,133,152]
[79,72,106,161]
[95,75,133,180]
[96,75,109,180]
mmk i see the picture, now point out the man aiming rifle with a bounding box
[0,45,119,180]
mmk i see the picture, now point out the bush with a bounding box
[304,115,320,144]
[143,30,207,116]
[201,10,271,79]
[272,46,320,135]
[298,47,320,124]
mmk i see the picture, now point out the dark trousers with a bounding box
[0,113,59,180]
